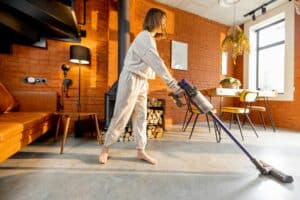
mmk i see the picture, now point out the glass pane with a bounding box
[258,44,285,93]
[221,52,228,75]
[259,21,285,47]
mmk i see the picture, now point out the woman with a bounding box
[99,8,183,165]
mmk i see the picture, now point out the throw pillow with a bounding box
[0,82,19,113]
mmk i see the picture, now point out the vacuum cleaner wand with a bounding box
[176,79,293,183]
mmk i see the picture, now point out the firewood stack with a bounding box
[99,128,135,144]
[117,127,135,142]
[147,125,164,139]
[147,97,165,138]
[100,97,165,144]
[147,97,164,107]
[98,131,105,144]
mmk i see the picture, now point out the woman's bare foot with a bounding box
[137,149,157,165]
[99,147,109,164]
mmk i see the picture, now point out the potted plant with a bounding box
[220,77,241,89]
[221,25,250,65]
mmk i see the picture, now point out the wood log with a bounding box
[148,98,163,107]
[147,129,154,139]
[147,109,163,125]
[155,127,164,138]
[99,131,106,144]
[129,136,134,141]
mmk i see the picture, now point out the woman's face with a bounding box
[154,16,167,40]
[159,16,167,34]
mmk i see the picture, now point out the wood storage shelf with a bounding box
[146,98,165,139]
[100,97,165,144]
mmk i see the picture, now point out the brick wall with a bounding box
[0,0,233,127]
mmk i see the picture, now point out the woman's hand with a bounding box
[174,88,185,98]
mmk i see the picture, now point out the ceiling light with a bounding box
[244,0,278,20]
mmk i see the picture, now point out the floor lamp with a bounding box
[69,45,90,113]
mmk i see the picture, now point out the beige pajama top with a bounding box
[123,30,181,94]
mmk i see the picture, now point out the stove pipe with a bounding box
[118,0,130,76]
[104,0,130,130]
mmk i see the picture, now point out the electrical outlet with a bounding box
[35,78,48,84]
[24,77,48,84]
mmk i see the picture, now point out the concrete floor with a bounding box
[0,124,299,200]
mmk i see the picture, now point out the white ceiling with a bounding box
[155,0,290,26]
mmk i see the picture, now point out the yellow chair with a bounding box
[245,105,267,130]
[220,90,259,140]
[182,95,221,142]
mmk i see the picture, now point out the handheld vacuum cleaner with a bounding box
[170,79,293,183]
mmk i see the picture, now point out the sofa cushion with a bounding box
[0,82,19,113]
[0,112,54,131]
[0,122,23,142]
[11,91,58,112]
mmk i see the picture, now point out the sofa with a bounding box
[0,83,59,163]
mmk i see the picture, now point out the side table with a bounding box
[55,112,102,154]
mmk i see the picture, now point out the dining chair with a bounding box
[182,95,221,142]
[220,90,259,140]
[243,105,267,130]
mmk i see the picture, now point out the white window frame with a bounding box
[243,2,295,101]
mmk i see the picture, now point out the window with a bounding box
[256,19,285,93]
[243,2,295,101]
[221,52,228,75]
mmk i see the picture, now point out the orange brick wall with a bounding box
[0,0,109,120]
[234,14,300,131]
[0,0,233,126]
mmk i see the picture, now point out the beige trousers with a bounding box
[104,70,148,149]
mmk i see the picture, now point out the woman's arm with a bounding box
[133,32,182,94]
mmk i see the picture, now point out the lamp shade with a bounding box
[70,45,90,64]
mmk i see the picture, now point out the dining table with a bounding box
[200,87,277,132]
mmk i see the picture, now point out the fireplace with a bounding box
[104,82,117,130]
